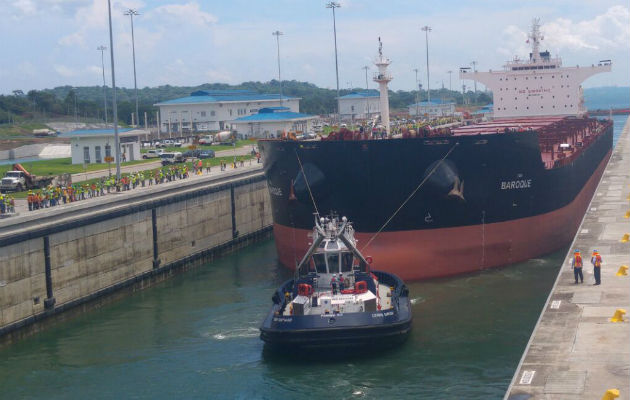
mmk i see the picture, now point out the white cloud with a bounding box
[54,65,76,77]
[59,32,86,47]
[152,2,217,28]
[12,0,36,15]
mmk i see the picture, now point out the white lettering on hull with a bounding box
[500,179,532,190]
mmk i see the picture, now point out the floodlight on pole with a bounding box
[362,66,369,119]
[97,45,108,126]
[124,8,140,128]
[326,2,341,127]
[470,61,478,93]
[421,25,431,103]
[272,30,284,106]
[413,68,419,117]
[107,0,121,179]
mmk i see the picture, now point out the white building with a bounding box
[60,128,146,165]
[338,91,380,121]
[460,19,611,119]
[154,90,300,135]
[408,100,456,117]
[231,107,317,139]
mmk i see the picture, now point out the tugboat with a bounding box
[260,214,412,350]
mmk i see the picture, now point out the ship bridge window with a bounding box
[313,253,327,273]
[341,252,353,272]
[327,253,340,273]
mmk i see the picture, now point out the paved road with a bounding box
[70,145,256,183]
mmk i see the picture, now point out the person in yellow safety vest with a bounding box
[571,249,584,284]
[0,193,4,214]
[590,250,603,285]
[27,190,34,211]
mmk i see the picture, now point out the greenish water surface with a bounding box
[0,239,564,399]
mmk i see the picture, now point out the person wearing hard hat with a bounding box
[590,250,603,285]
[571,249,584,284]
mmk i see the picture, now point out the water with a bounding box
[0,239,564,399]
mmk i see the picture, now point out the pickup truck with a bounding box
[142,149,164,159]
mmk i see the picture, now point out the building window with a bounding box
[95,146,102,163]
[200,111,206,117]
[210,111,216,116]
[105,145,111,158]
[250,109,258,113]
[229,109,233,116]
[83,146,90,164]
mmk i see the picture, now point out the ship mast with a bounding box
[373,37,393,137]
[528,18,543,63]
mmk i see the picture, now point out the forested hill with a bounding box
[2,79,489,125]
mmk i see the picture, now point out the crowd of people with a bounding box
[0,193,16,215]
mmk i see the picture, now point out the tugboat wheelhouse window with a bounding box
[327,253,339,273]
[313,253,327,273]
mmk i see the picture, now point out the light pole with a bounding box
[272,30,284,106]
[413,68,419,117]
[471,61,478,93]
[447,70,453,92]
[326,2,341,127]
[73,87,78,123]
[108,0,121,179]
[97,45,108,126]
[421,25,431,103]
[362,65,369,119]
[124,8,140,128]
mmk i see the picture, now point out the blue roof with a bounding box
[409,99,455,107]
[60,128,134,137]
[155,90,298,105]
[339,90,380,99]
[233,110,315,122]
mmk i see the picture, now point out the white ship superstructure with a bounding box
[373,37,393,136]
[460,19,611,119]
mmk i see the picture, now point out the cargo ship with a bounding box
[258,20,613,280]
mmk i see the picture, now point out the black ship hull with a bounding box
[258,121,613,280]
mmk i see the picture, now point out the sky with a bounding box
[1,0,628,95]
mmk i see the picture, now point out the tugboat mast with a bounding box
[373,37,393,137]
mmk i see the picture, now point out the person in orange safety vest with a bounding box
[571,249,583,284]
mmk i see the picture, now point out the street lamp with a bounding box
[272,30,284,106]
[107,0,121,179]
[124,8,140,128]
[97,45,108,126]
[421,25,431,103]
[326,2,341,127]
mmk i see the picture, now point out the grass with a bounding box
[5,154,256,199]
[0,157,156,177]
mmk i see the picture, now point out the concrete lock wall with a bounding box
[0,173,272,342]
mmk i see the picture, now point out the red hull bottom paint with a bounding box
[273,150,612,281]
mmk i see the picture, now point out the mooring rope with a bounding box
[360,142,459,252]
[294,149,320,216]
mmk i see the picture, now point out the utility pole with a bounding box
[326,2,341,127]
[124,8,140,128]
[108,0,121,179]
[471,61,478,93]
[447,70,453,92]
[421,25,432,103]
[362,65,369,119]
[413,68,419,117]
[97,45,108,126]
[272,30,284,106]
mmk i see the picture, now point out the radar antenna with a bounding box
[528,18,544,63]
[378,36,382,57]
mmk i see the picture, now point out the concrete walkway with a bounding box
[505,117,630,399]
[3,159,263,218]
